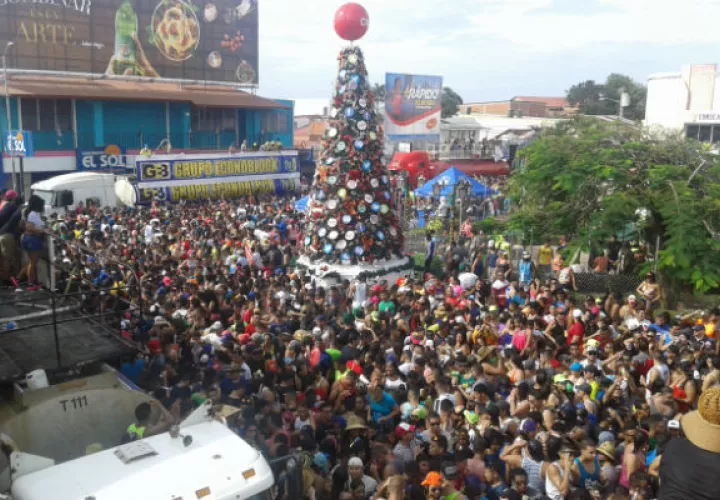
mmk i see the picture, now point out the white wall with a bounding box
[645,74,689,130]
[2,155,75,173]
[645,65,720,131]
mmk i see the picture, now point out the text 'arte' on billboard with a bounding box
[0,0,259,84]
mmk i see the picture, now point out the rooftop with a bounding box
[1,76,289,109]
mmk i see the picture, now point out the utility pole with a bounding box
[3,41,16,191]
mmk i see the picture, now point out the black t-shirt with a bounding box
[659,437,720,499]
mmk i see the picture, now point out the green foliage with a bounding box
[508,116,720,293]
[427,219,444,233]
[442,87,463,119]
[473,217,506,235]
[566,74,647,121]
[372,83,385,100]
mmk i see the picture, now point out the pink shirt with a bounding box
[512,329,530,351]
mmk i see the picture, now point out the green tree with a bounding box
[372,83,385,101]
[442,87,463,118]
[508,117,720,294]
[566,74,647,121]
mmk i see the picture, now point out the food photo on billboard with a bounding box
[0,0,259,84]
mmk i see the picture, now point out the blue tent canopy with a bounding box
[414,167,495,198]
[295,195,309,212]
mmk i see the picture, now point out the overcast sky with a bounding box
[258,0,720,112]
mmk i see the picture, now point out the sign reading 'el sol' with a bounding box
[77,144,132,171]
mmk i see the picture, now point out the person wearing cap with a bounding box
[517,251,535,287]
[393,422,419,464]
[346,456,377,499]
[421,471,445,500]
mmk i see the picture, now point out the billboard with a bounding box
[136,153,298,182]
[384,73,442,140]
[0,0,259,85]
[77,144,133,171]
[135,177,297,204]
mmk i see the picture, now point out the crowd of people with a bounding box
[0,187,719,500]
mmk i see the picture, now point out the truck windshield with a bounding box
[33,189,56,207]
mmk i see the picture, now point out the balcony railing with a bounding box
[425,143,499,161]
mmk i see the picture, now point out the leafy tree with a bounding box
[372,83,385,101]
[566,74,647,121]
[508,117,720,295]
[442,87,463,118]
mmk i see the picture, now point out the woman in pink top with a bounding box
[511,317,532,353]
[620,432,648,489]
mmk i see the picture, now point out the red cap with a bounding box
[4,190,17,201]
[238,334,251,345]
[346,360,362,375]
[395,422,416,437]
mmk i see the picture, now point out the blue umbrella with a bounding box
[414,167,495,198]
[295,195,310,212]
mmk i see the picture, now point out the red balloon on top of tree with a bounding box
[334,2,369,41]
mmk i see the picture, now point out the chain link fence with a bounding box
[402,226,643,295]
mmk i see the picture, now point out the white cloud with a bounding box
[467,0,720,51]
[256,0,720,101]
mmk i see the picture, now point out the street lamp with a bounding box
[454,178,472,237]
[3,41,16,192]
[599,87,631,119]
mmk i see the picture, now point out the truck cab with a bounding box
[30,172,118,217]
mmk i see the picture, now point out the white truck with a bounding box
[0,367,296,500]
[30,172,137,217]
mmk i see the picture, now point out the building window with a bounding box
[685,123,720,143]
[191,107,236,132]
[262,111,290,134]
[20,99,71,132]
[699,125,712,142]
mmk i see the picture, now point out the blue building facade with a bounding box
[0,88,294,189]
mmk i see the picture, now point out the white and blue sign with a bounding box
[77,145,132,171]
[4,130,34,157]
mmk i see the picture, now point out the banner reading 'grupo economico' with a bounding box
[384,73,443,141]
[134,152,299,203]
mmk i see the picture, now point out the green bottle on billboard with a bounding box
[113,0,140,74]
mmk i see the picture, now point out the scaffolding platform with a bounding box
[0,288,137,383]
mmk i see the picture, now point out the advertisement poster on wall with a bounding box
[0,0,259,85]
[384,73,442,140]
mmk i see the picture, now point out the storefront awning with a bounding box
[1,76,289,109]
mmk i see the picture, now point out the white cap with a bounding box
[488,240,495,248]
[668,420,680,430]
[572,309,583,319]
[628,294,637,301]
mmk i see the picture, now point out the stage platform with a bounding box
[0,288,136,382]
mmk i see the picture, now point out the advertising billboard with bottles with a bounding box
[0,0,259,84]
[384,73,443,140]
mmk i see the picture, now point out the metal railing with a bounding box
[426,143,500,161]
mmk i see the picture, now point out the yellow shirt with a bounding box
[538,246,553,265]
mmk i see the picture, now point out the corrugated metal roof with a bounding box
[1,76,288,109]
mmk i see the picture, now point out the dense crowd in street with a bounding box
[0,188,719,500]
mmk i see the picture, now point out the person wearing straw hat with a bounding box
[597,440,619,496]
[659,386,720,499]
